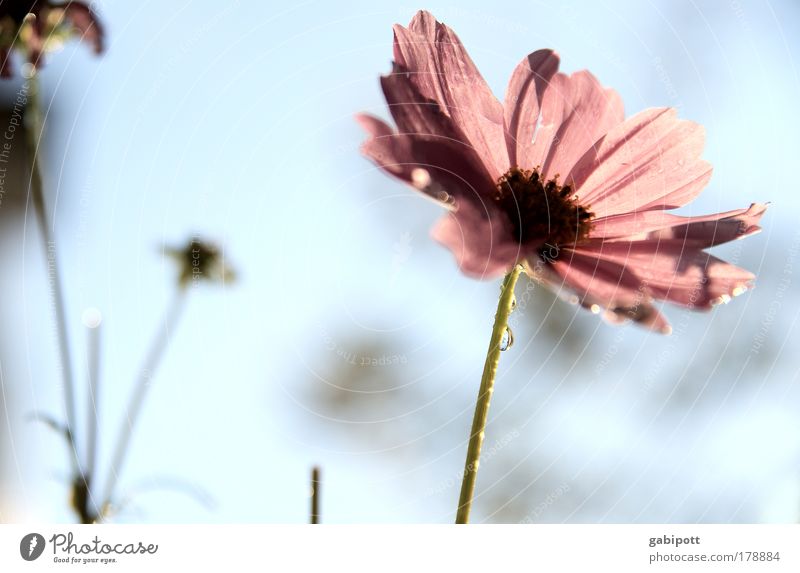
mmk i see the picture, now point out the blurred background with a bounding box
[0,0,799,523]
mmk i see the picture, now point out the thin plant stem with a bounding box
[24,71,81,476]
[78,315,103,521]
[86,318,101,479]
[69,315,104,523]
[310,466,320,524]
[455,264,522,524]
[101,288,187,512]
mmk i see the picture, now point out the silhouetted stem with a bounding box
[101,288,187,512]
[455,265,521,524]
[24,72,81,477]
[310,466,321,524]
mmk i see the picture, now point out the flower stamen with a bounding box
[493,168,593,259]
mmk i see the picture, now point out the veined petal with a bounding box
[567,108,712,218]
[393,10,508,178]
[380,63,463,140]
[377,68,499,200]
[503,49,560,168]
[356,112,497,205]
[644,202,767,247]
[527,260,671,333]
[567,240,755,309]
[521,72,569,172]
[590,203,767,246]
[431,200,521,280]
[548,249,647,309]
[540,70,624,180]
[355,113,415,185]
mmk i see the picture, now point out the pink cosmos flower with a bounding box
[0,1,103,78]
[356,10,766,333]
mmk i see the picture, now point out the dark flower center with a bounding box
[492,168,593,260]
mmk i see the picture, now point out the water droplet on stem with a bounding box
[500,327,514,351]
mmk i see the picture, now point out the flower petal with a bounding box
[521,72,569,172]
[548,249,646,309]
[540,70,624,180]
[375,69,499,201]
[380,63,463,140]
[567,108,712,218]
[508,65,625,180]
[503,49,560,168]
[565,240,755,309]
[356,112,497,205]
[645,203,767,247]
[431,200,520,280]
[392,10,508,178]
[527,258,671,333]
[355,113,414,184]
[590,203,767,246]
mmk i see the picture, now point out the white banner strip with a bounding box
[1,524,797,572]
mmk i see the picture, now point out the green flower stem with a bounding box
[455,264,522,524]
[24,71,81,477]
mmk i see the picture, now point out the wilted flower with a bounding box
[0,0,103,78]
[357,10,765,333]
[166,238,235,288]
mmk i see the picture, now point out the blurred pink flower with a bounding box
[357,10,766,333]
[1,1,103,78]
